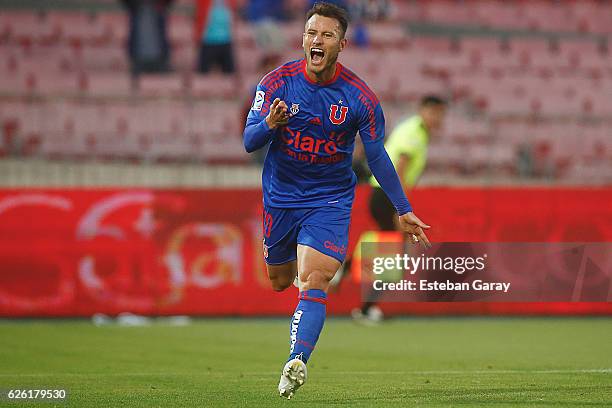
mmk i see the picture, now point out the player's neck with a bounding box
[306,63,337,84]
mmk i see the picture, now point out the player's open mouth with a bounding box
[310,48,325,65]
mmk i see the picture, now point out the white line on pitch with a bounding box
[0,368,610,377]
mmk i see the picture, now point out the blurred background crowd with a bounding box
[0,0,610,186]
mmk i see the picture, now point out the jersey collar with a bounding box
[301,59,343,86]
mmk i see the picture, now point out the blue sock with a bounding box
[288,289,327,364]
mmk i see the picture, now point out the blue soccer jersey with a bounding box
[244,59,411,215]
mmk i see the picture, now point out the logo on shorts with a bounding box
[324,240,346,255]
[262,239,269,259]
[290,103,300,116]
[263,211,273,238]
[329,104,348,125]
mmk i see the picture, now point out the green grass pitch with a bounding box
[1,318,611,407]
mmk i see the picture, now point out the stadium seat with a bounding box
[80,45,129,72]
[484,91,535,116]
[459,37,503,54]
[3,11,55,46]
[190,74,238,98]
[84,73,134,97]
[392,0,423,21]
[138,74,185,97]
[170,43,196,73]
[410,36,454,53]
[235,46,264,75]
[366,22,409,49]
[233,21,256,48]
[1,3,611,169]
[423,0,474,25]
[508,38,551,57]
[474,2,528,30]
[95,12,128,46]
[168,13,193,48]
[523,3,574,32]
[47,11,106,46]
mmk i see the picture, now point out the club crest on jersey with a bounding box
[290,103,300,116]
[329,105,348,125]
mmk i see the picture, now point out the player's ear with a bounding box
[339,37,347,52]
[302,33,306,49]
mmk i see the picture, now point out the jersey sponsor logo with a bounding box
[282,127,338,155]
[279,127,349,164]
[251,90,265,111]
[329,104,348,125]
[324,240,346,255]
[290,103,300,115]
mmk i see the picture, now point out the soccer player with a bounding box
[243,2,431,399]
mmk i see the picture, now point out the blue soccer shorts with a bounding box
[262,205,352,264]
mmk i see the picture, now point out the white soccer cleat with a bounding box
[351,306,383,326]
[367,305,384,322]
[278,358,307,399]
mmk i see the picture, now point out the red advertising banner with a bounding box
[0,187,610,317]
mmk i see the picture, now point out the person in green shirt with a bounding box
[353,95,447,323]
[368,95,447,231]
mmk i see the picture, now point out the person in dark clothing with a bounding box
[122,0,174,75]
[195,0,237,74]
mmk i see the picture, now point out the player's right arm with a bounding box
[243,81,289,153]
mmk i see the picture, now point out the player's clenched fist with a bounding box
[265,98,290,129]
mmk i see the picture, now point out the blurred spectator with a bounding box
[246,0,288,22]
[517,144,534,178]
[122,0,174,75]
[370,95,448,192]
[352,0,390,21]
[349,0,391,47]
[245,0,289,57]
[351,21,370,48]
[195,0,237,74]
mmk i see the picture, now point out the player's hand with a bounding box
[265,98,290,129]
[398,212,431,249]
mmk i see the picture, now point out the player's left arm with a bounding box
[359,102,431,248]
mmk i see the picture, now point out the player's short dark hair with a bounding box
[420,95,447,108]
[306,2,349,39]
